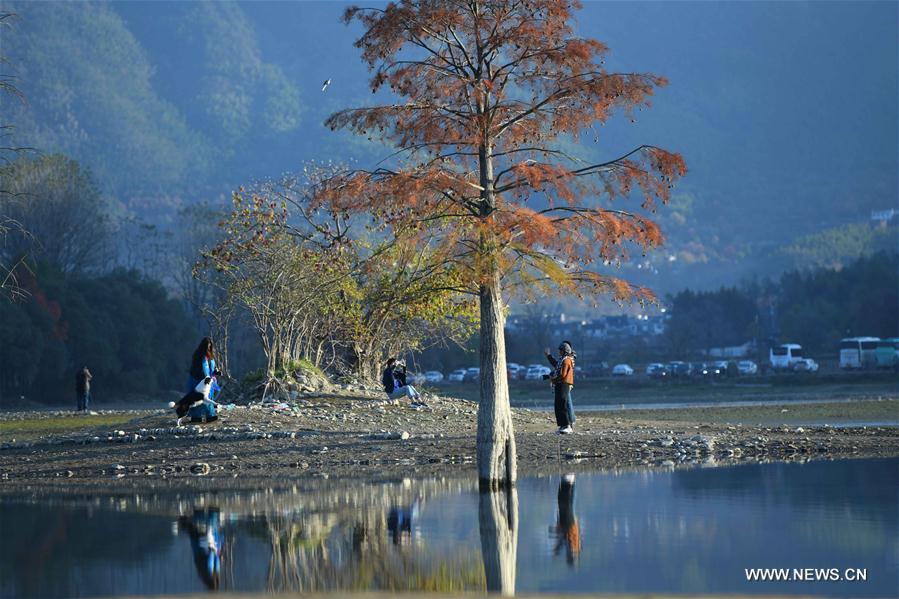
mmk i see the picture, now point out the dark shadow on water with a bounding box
[387,499,420,546]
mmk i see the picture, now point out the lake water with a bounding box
[0,458,895,597]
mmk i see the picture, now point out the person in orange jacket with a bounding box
[545,341,576,434]
[553,474,581,565]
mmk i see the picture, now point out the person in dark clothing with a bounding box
[552,474,581,565]
[387,499,420,545]
[381,358,424,408]
[545,341,576,434]
[75,367,92,411]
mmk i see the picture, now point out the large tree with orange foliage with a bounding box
[319,0,686,488]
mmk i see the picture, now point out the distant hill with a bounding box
[1,0,895,292]
[0,1,213,201]
[776,222,899,271]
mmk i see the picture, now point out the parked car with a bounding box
[507,363,524,379]
[409,372,427,384]
[668,361,691,377]
[792,358,819,373]
[463,367,480,382]
[524,365,551,380]
[581,362,609,378]
[424,370,444,383]
[770,343,803,370]
[712,360,730,376]
[693,362,723,377]
[737,360,758,375]
[612,363,634,376]
[646,363,668,378]
[447,369,466,382]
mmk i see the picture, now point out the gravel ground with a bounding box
[1,393,897,492]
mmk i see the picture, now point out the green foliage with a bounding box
[0,413,139,442]
[664,252,899,356]
[777,251,899,350]
[664,286,757,355]
[0,154,115,273]
[274,358,325,381]
[198,174,477,382]
[0,264,196,404]
[0,0,212,196]
[778,222,899,270]
[184,2,302,139]
[242,368,265,385]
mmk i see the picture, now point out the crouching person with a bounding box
[382,358,425,409]
[186,337,221,423]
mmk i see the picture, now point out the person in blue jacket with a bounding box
[178,508,223,590]
[186,337,220,422]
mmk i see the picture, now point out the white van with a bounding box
[770,344,803,370]
[839,337,880,369]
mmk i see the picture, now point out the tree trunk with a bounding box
[477,269,517,489]
[479,487,518,595]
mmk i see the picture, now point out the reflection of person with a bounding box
[552,474,581,566]
[178,508,223,590]
[75,366,92,411]
[387,499,420,545]
[186,337,221,423]
[381,358,424,408]
[545,341,576,434]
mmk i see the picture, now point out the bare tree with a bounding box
[0,11,32,301]
[0,154,111,274]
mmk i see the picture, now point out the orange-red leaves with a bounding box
[325,0,686,303]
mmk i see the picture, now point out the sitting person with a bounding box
[381,358,425,408]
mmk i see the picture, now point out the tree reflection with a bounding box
[479,487,519,595]
[262,502,483,592]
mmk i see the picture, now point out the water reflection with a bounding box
[0,459,895,598]
[387,499,420,546]
[177,508,224,590]
[551,474,580,566]
[479,488,518,595]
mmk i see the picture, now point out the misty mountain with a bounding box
[1,0,895,294]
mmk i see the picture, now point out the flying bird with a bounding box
[321,79,331,92]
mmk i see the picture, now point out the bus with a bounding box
[875,338,899,370]
[839,337,880,369]
[770,343,803,370]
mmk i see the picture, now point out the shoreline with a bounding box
[1,393,897,492]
